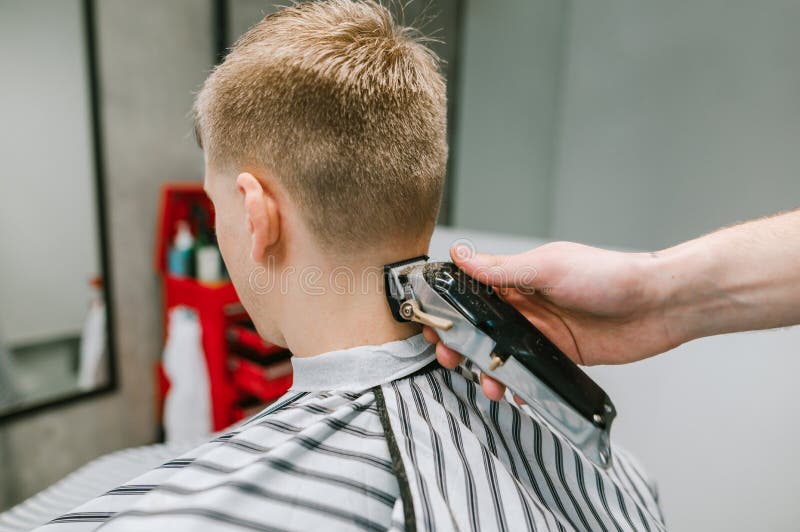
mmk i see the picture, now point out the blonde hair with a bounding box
[193,0,447,253]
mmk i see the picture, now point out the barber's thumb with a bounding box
[450,246,519,288]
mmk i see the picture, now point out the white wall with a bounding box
[431,226,800,532]
[0,0,99,345]
[587,331,800,532]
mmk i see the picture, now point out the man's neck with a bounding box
[275,261,423,358]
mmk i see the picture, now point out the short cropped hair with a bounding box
[193,0,447,253]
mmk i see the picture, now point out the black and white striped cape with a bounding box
[34,335,665,532]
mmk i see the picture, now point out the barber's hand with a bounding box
[424,241,679,401]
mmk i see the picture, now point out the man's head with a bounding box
[194,0,447,345]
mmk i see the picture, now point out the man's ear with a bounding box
[236,172,280,262]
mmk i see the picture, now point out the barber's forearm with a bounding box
[653,209,800,344]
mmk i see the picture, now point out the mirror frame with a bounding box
[0,0,118,422]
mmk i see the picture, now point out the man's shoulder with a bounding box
[382,364,667,531]
[34,388,399,532]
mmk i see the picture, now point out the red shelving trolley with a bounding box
[154,183,292,432]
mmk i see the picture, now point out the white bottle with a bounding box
[196,245,222,284]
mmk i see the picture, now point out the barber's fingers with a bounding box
[451,245,540,291]
[422,326,440,345]
[425,327,463,368]
[426,325,513,402]
[479,373,506,401]
[435,340,464,369]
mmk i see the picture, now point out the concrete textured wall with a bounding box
[0,0,211,508]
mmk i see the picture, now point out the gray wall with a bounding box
[228,0,278,42]
[0,0,211,508]
[552,0,800,250]
[453,0,800,250]
[452,0,566,237]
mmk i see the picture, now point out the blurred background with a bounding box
[1,1,799,530]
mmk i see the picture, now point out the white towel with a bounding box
[162,306,212,442]
[77,298,107,391]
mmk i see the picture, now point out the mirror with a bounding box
[0,0,115,418]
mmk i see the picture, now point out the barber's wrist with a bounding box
[651,238,726,346]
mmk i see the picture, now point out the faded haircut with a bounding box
[193,0,448,253]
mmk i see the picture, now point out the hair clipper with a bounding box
[384,255,617,468]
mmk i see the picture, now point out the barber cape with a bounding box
[36,334,665,532]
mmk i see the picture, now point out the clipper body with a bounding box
[385,256,616,468]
